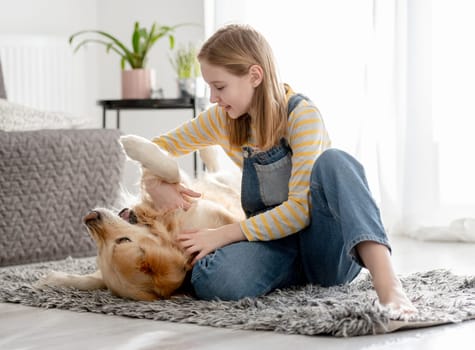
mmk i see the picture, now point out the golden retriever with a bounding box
[37,135,244,301]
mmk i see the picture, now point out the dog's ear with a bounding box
[139,248,188,298]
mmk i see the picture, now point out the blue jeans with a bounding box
[191,148,391,300]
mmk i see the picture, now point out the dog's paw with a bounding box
[119,135,153,162]
[199,146,220,173]
[119,134,180,183]
[34,270,71,289]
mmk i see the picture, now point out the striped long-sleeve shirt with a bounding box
[153,86,331,241]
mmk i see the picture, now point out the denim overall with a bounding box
[241,94,305,218]
[191,95,391,301]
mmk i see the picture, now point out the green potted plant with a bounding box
[169,42,201,98]
[69,21,183,99]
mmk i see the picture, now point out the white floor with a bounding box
[1,236,474,350]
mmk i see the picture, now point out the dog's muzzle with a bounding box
[118,208,138,224]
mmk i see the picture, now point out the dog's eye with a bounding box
[115,237,132,244]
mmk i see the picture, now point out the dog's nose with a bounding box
[118,208,138,224]
[83,211,101,224]
[118,208,130,221]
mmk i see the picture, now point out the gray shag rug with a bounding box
[0,257,474,337]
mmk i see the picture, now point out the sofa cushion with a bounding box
[0,99,91,131]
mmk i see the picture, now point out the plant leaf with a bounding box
[69,22,195,69]
[132,22,141,54]
[70,30,130,54]
[168,35,175,49]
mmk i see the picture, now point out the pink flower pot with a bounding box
[121,69,156,99]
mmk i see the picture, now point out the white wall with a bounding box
[96,0,205,192]
[96,0,204,100]
[97,0,204,190]
[0,0,100,121]
[0,0,206,194]
[0,0,98,35]
[0,0,204,107]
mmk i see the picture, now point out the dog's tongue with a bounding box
[83,211,99,223]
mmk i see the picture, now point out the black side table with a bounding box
[97,97,198,176]
[97,97,196,129]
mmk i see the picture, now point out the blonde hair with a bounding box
[198,24,287,150]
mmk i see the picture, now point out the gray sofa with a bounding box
[0,60,125,267]
[0,59,6,99]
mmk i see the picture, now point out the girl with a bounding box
[149,24,416,314]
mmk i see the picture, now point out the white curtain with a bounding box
[209,0,475,240]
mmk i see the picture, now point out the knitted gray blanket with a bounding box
[0,129,124,266]
[0,257,474,337]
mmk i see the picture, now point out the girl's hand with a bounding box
[177,223,245,264]
[144,178,201,212]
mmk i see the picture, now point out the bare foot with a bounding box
[356,241,418,319]
[374,277,418,319]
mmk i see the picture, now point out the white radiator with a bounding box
[0,35,93,116]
